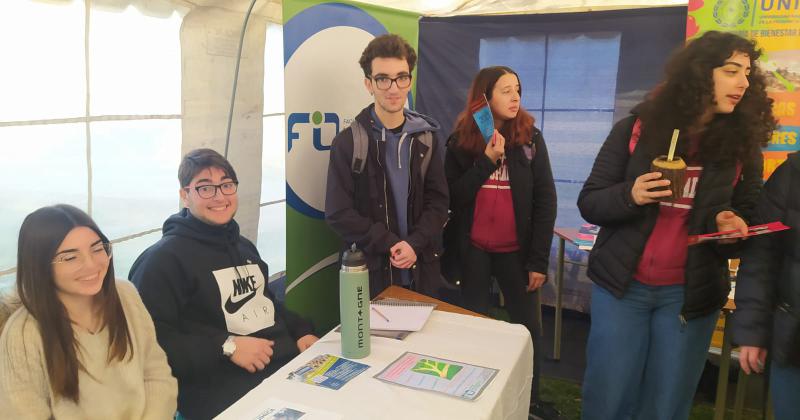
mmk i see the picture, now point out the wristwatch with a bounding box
[222,336,237,357]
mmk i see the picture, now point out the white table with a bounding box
[216,310,534,420]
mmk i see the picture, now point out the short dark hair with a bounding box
[178,148,238,188]
[358,34,417,77]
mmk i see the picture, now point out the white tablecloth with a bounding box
[215,310,533,420]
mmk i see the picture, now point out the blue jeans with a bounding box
[581,281,719,420]
[771,360,800,420]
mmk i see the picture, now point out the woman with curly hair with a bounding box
[577,31,776,419]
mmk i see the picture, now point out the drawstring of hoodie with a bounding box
[226,230,250,281]
[380,127,409,170]
[397,132,408,169]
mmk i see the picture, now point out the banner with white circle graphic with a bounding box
[283,0,419,331]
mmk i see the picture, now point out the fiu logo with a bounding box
[288,111,340,152]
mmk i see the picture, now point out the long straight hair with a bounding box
[16,204,132,402]
[452,66,534,158]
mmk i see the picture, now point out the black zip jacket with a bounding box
[577,114,762,320]
[444,127,557,275]
[324,105,450,298]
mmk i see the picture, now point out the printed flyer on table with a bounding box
[374,352,498,400]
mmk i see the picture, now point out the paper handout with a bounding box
[687,222,789,245]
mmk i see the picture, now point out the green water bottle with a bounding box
[339,244,370,359]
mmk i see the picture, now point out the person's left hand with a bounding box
[527,272,546,292]
[739,346,767,374]
[296,334,319,352]
[715,210,748,244]
[390,241,417,269]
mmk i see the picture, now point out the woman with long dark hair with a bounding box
[445,66,557,418]
[0,204,176,419]
[577,31,776,419]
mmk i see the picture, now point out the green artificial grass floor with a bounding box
[539,376,764,420]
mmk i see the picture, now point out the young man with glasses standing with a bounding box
[129,148,318,420]
[325,34,449,298]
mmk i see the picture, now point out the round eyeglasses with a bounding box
[52,242,113,273]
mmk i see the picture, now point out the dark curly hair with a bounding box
[358,34,417,77]
[637,31,776,164]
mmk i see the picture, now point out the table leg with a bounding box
[733,368,748,420]
[766,391,774,420]
[536,289,543,333]
[714,310,733,420]
[553,237,565,361]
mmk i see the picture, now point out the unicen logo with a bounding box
[288,111,340,152]
[285,26,376,217]
[713,0,750,27]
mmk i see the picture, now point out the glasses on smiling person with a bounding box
[52,242,113,273]
[369,74,412,90]
[185,181,239,199]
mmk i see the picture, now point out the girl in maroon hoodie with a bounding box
[445,66,557,418]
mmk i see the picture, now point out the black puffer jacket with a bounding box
[732,153,800,366]
[444,127,557,275]
[577,115,763,320]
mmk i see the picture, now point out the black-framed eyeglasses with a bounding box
[186,181,239,199]
[369,74,412,90]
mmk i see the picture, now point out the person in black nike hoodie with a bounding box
[129,149,317,420]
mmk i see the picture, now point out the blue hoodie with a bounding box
[370,108,440,285]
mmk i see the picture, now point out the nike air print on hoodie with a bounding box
[129,208,313,420]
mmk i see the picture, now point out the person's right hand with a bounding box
[630,172,672,205]
[230,336,274,373]
[739,346,767,375]
[484,130,505,162]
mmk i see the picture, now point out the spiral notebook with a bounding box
[369,299,436,332]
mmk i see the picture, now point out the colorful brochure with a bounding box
[374,351,498,401]
[574,223,599,250]
[470,94,494,143]
[286,354,369,390]
[687,221,790,245]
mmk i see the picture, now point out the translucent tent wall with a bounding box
[0,0,286,289]
[0,0,688,291]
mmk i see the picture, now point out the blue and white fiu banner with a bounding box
[282,0,419,331]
